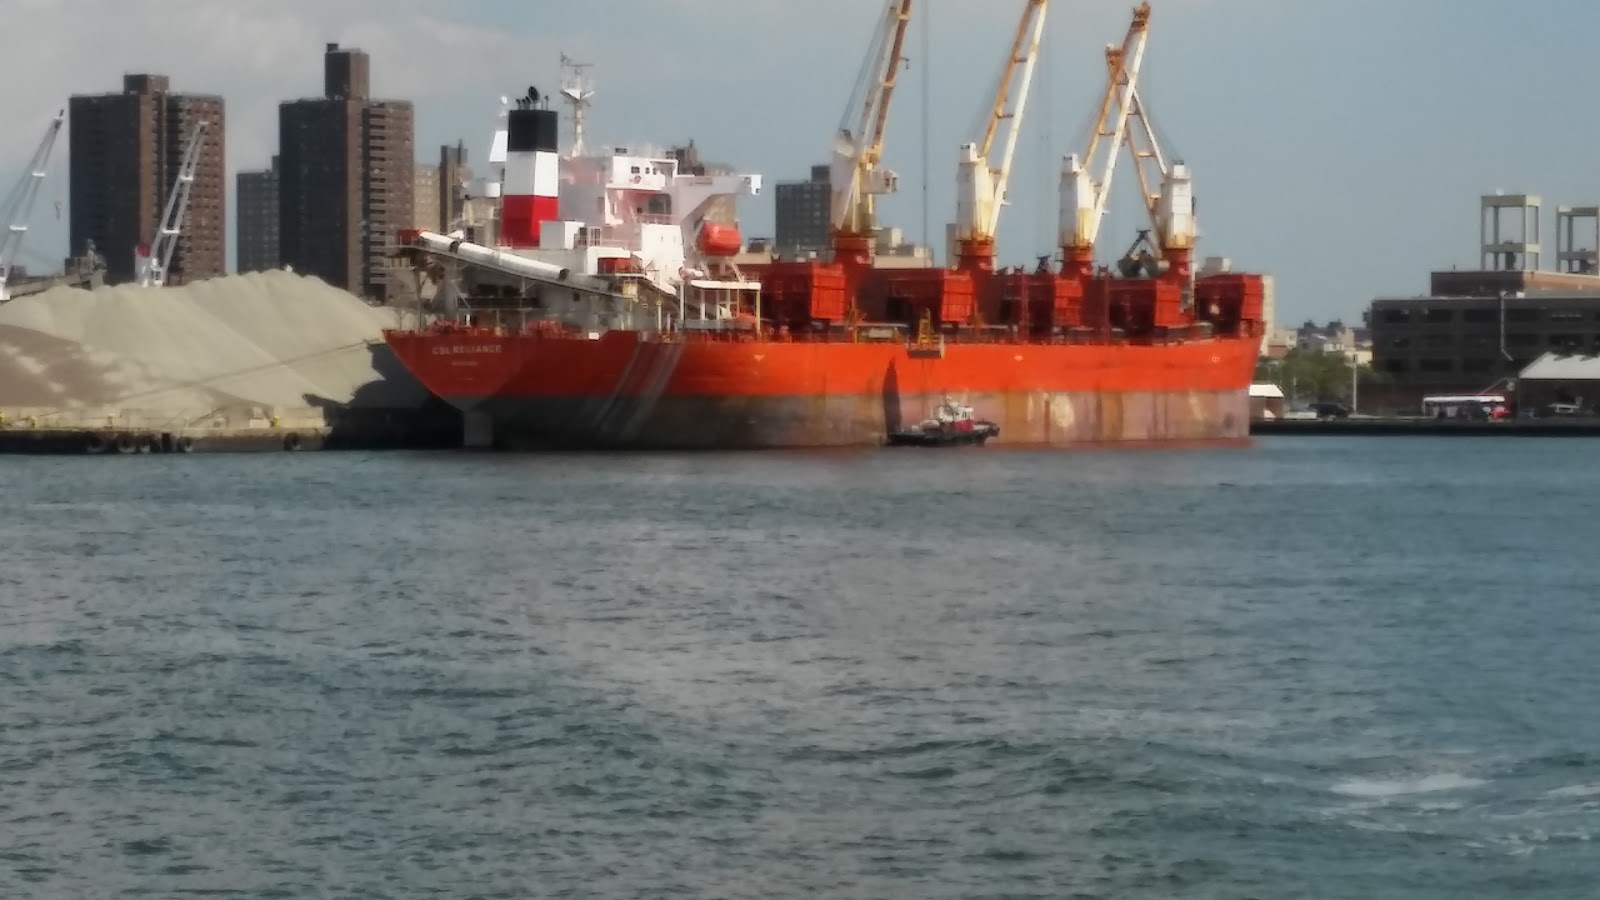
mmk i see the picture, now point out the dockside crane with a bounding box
[136,120,209,288]
[829,0,914,268]
[1058,1,1151,279]
[0,110,66,303]
[954,0,1049,274]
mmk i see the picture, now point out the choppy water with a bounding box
[2,438,1597,898]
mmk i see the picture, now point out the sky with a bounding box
[3,0,1600,326]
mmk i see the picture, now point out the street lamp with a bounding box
[1349,351,1358,415]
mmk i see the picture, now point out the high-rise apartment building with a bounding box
[68,74,226,285]
[413,163,440,232]
[439,142,469,232]
[774,164,832,259]
[278,43,414,301]
[236,156,280,273]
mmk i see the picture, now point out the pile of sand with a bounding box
[0,271,431,426]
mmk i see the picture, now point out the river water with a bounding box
[1,437,1595,898]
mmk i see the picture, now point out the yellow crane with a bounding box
[829,0,914,268]
[954,0,1050,273]
[1057,2,1152,279]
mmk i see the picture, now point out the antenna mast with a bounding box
[559,53,595,157]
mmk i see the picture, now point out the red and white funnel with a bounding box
[499,103,560,248]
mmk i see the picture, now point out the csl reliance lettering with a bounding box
[431,344,504,356]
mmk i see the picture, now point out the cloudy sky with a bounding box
[3,0,1598,324]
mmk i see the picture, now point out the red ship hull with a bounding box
[382,329,1258,449]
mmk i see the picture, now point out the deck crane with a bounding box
[954,0,1049,274]
[135,120,209,288]
[1112,78,1196,285]
[0,110,66,303]
[829,0,914,268]
[1057,1,1152,280]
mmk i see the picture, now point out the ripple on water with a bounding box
[0,442,1598,898]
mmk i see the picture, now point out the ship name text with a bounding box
[432,344,504,356]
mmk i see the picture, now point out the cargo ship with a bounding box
[383,1,1266,450]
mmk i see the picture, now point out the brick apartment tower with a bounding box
[68,74,226,285]
[236,156,280,273]
[278,43,414,300]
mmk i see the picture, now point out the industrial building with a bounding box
[1516,352,1600,414]
[236,157,279,273]
[68,74,226,285]
[278,43,414,301]
[1367,195,1600,408]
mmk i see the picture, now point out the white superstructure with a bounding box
[446,66,762,299]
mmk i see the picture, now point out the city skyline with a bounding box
[4,0,1600,321]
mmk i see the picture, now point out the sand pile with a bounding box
[0,271,431,427]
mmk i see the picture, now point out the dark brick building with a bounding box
[68,74,226,285]
[278,44,414,300]
[236,156,279,273]
[774,164,832,259]
[1367,269,1600,407]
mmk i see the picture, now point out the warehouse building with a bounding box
[1366,195,1600,409]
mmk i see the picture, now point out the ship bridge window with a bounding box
[644,194,671,217]
[630,165,641,174]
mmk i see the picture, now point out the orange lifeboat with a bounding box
[696,222,743,258]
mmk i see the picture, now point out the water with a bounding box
[2,438,1596,898]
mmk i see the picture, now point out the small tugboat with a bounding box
[887,399,1001,447]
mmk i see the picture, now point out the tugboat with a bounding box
[887,399,1001,447]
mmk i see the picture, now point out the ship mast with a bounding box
[559,53,595,158]
[954,0,1049,273]
[830,0,914,268]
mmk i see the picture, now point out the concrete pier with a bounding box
[1252,416,1600,437]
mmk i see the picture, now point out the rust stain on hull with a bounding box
[472,389,1249,450]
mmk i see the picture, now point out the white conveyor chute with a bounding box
[405,230,616,294]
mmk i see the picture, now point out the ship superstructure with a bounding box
[400,61,762,324]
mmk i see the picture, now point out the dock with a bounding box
[0,403,461,455]
[1251,417,1600,437]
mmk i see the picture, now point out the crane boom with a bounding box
[0,110,66,303]
[830,0,913,265]
[955,0,1049,271]
[1058,2,1151,272]
[137,120,209,288]
[1117,81,1194,255]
